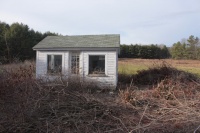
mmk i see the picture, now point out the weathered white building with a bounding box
[33,34,120,88]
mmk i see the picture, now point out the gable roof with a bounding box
[33,34,120,50]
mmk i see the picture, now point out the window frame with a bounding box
[88,54,107,76]
[47,54,62,74]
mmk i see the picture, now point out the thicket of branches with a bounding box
[0,21,59,63]
[1,61,200,132]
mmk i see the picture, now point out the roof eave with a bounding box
[33,47,120,51]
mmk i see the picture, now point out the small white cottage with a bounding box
[33,34,120,88]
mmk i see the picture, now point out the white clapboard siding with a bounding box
[36,51,47,78]
[63,52,69,75]
[107,52,116,76]
[79,51,84,76]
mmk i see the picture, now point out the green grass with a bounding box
[178,67,200,77]
[118,59,200,77]
[118,63,148,75]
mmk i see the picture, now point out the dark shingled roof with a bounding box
[33,34,120,49]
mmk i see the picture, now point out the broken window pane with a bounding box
[47,55,62,74]
[89,55,105,74]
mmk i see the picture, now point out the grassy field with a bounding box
[118,58,200,76]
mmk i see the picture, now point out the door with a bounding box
[71,52,80,74]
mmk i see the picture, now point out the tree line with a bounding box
[119,44,170,59]
[0,21,58,63]
[120,35,199,60]
[0,21,199,63]
[170,35,200,59]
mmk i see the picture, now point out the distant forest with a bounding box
[0,21,199,63]
[119,44,170,59]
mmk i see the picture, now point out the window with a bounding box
[89,55,105,74]
[71,53,79,74]
[47,55,62,74]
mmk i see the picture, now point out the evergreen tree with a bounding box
[171,42,187,59]
[0,21,59,63]
[161,45,170,58]
[170,35,200,59]
[119,44,170,59]
[187,35,199,59]
[0,22,10,62]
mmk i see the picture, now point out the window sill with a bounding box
[47,73,62,76]
[88,74,107,77]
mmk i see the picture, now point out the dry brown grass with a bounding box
[1,60,200,132]
[119,58,200,68]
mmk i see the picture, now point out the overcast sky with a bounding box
[1,0,200,46]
